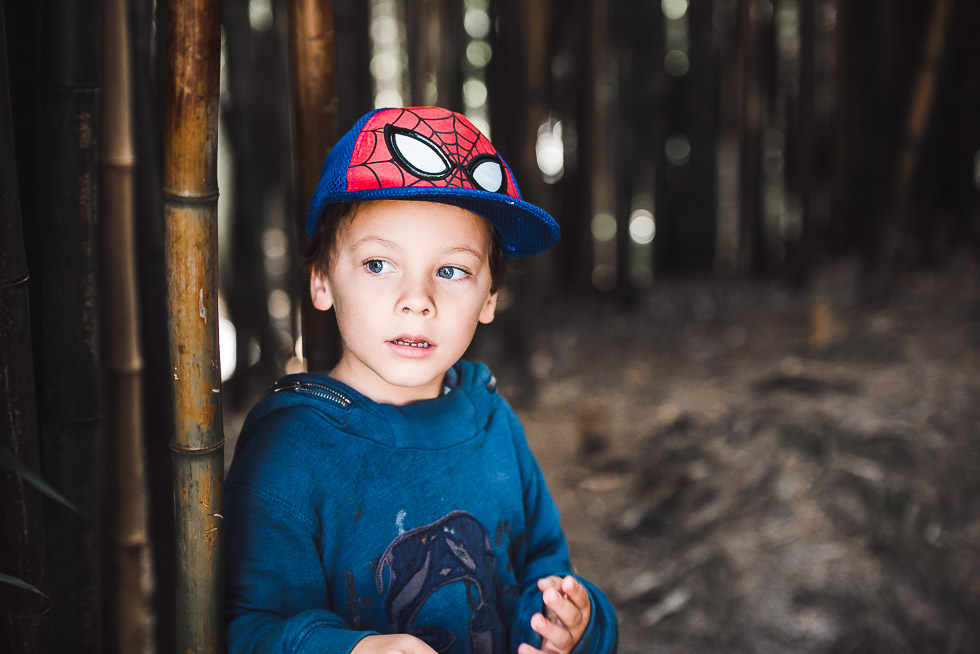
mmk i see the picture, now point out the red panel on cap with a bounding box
[346,107,519,199]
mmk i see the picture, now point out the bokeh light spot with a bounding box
[591,213,618,242]
[629,210,656,245]
[665,133,691,165]
[662,0,689,20]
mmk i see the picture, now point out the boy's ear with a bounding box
[478,291,498,325]
[310,271,334,311]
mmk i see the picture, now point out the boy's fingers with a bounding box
[561,576,592,612]
[543,586,584,633]
[531,612,574,652]
[537,575,563,593]
[538,576,563,621]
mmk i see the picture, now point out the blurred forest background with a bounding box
[2,0,979,653]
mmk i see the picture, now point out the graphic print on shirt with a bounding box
[375,510,504,654]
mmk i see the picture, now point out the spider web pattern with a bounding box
[347,107,518,199]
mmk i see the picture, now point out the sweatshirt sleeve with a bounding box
[224,410,378,654]
[506,411,620,654]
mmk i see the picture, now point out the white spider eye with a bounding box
[386,127,451,178]
[469,156,505,193]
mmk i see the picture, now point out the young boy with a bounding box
[224,106,619,654]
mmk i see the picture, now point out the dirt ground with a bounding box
[500,259,980,653]
[222,258,979,653]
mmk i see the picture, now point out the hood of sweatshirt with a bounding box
[236,359,500,451]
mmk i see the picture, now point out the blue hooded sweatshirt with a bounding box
[224,360,618,654]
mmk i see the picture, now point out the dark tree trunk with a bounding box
[335,0,373,130]
[655,0,718,273]
[613,0,637,301]
[832,0,880,260]
[38,0,103,649]
[405,0,442,106]
[412,0,464,110]
[440,0,464,113]
[943,0,980,254]
[643,2,671,277]
[130,0,176,649]
[583,0,612,291]
[4,0,42,329]
[550,0,590,294]
[484,0,540,397]
[684,0,718,271]
[223,0,291,405]
[735,0,766,274]
[786,0,816,289]
[287,0,342,373]
[0,4,53,650]
[864,0,956,301]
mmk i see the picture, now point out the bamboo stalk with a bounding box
[334,0,373,126]
[0,5,53,651]
[287,0,341,372]
[130,0,178,649]
[405,0,444,106]
[38,0,103,649]
[163,0,224,651]
[866,0,956,300]
[735,0,765,274]
[100,0,154,650]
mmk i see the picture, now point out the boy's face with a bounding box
[310,200,498,405]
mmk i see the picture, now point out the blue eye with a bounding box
[365,259,393,274]
[437,266,467,280]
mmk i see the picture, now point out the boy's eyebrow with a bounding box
[351,236,486,260]
[350,235,397,250]
[445,245,486,260]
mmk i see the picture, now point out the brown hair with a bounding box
[302,201,508,294]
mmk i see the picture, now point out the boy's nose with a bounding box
[397,277,435,316]
[401,303,431,316]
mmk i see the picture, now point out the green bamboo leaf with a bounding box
[0,445,84,516]
[0,572,46,596]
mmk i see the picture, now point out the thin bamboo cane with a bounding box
[404,0,442,106]
[38,0,103,649]
[334,0,373,126]
[163,0,224,651]
[100,0,154,650]
[735,0,765,274]
[0,5,53,651]
[287,0,341,372]
[130,0,177,648]
[866,0,956,300]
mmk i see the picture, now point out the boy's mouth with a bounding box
[388,337,432,349]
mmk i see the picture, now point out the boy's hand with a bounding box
[351,634,438,654]
[519,575,592,654]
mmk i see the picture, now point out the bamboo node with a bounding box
[101,154,137,168]
[169,439,225,456]
[161,188,220,203]
[0,272,30,290]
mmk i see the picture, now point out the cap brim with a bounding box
[308,187,560,258]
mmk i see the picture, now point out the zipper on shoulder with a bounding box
[269,379,352,408]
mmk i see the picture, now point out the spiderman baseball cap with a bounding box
[305,106,560,257]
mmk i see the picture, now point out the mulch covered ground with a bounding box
[504,259,980,653]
